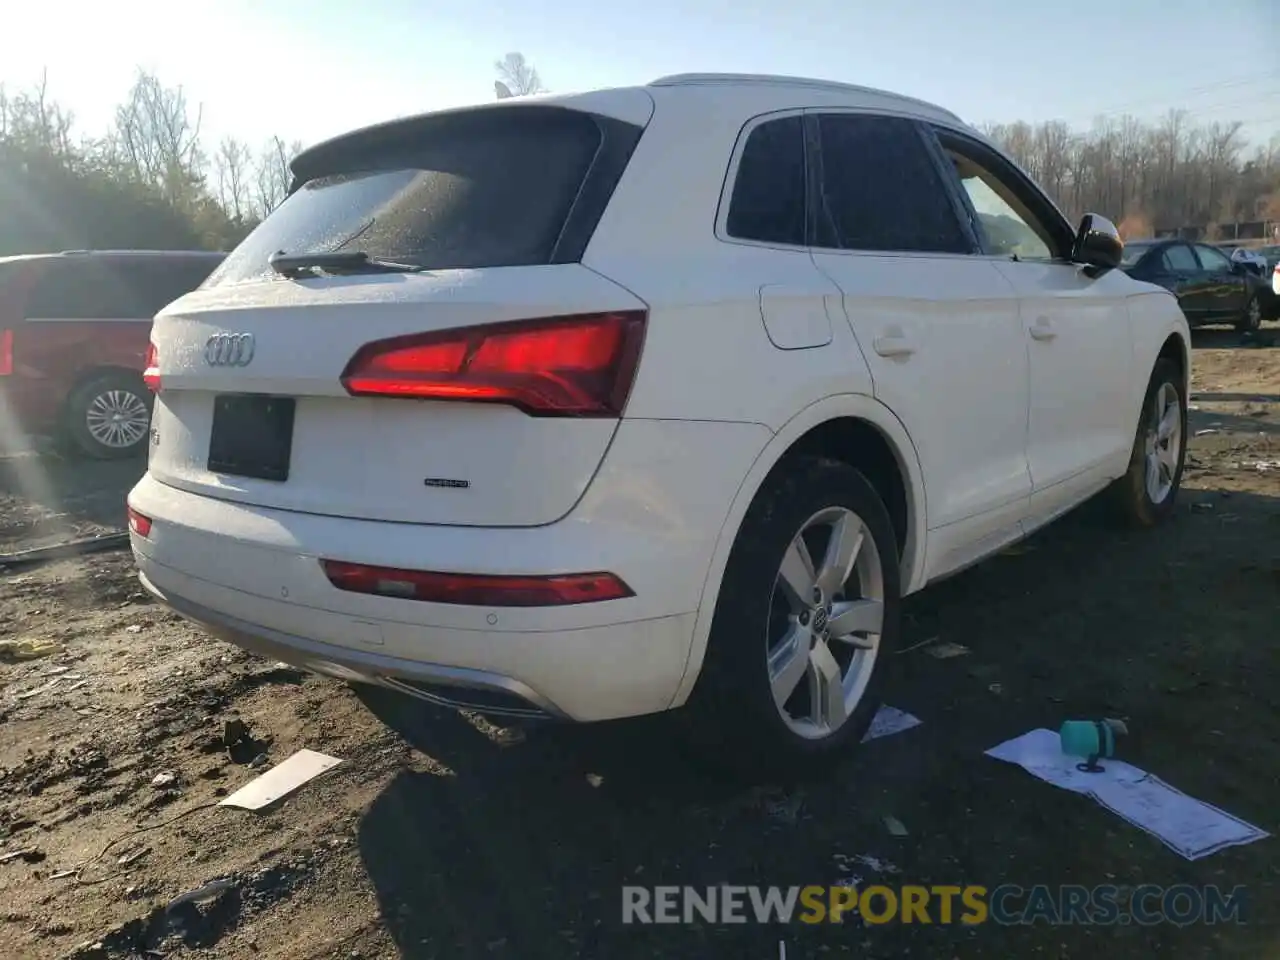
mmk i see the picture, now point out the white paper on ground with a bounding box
[862,705,922,742]
[986,728,1268,861]
[219,749,344,811]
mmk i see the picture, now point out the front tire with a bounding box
[64,372,153,460]
[685,457,901,779]
[1107,358,1187,527]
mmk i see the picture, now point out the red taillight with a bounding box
[0,330,12,377]
[142,342,160,392]
[320,559,634,607]
[127,506,152,538]
[339,311,647,417]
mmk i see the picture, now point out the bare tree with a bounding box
[252,136,301,218]
[981,110,1280,238]
[0,71,76,160]
[113,70,204,204]
[214,136,251,221]
[494,52,545,97]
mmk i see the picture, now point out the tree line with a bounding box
[0,70,302,255]
[2,61,1276,257]
[979,115,1278,241]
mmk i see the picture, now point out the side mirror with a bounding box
[1072,213,1123,271]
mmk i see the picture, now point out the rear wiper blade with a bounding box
[268,250,425,278]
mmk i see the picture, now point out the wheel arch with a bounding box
[1157,330,1189,391]
[63,364,148,406]
[667,393,928,709]
[1126,293,1192,433]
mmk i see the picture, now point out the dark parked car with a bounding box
[1119,238,1274,333]
[0,250,225,458]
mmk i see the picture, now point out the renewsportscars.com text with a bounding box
[621,884,1248,926]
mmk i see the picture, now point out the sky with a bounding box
[3,0,1278,154]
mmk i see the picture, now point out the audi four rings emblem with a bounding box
[204,332,256,367]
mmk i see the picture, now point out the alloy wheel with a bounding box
[765,506,885,740]
[85,389,150,449]
[1143,382,1183,504]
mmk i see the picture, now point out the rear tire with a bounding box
[1235,294,1262,334]
[63,371,153,460]
[1107,358,1187,527]
[683,457,901,780]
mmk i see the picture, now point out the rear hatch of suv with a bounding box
[146,94,654,527]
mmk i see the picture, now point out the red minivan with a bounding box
[0,250,224,458]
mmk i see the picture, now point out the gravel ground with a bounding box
[0,327,1277,960]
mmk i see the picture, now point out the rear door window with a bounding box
[1162,245,1199,274]
[26,259,134,319]
[206,107,629,287]
[122,257,223,315]
[725,115,807,246]
[1193,244,1233,273]
[813,113,972,255]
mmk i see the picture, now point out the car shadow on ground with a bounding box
[354,488,1280,959]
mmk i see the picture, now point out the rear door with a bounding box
[1145,243,1204,320]
[1191,243,1248,320]
[805,111,1032,556]
[146,100,654,528]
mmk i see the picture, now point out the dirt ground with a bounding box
[0,327,1277,960]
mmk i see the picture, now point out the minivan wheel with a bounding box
[64,372,153,459]
[1107,358,1187,527]
[686,457,900,779]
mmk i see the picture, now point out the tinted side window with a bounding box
[814,114,970,254]
[725,116,806,246]
[25,257,220,320]
[26,260,134,319]
[122,258,222,315]
[1194,244,1232,272]
[1162,245,1198,274]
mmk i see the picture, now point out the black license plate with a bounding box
[207,395,296,482]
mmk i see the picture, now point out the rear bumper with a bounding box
[140,569,573,718]
[127,417,770,721]
[133,530,699,722]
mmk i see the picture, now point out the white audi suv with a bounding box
[127,73,1191,775]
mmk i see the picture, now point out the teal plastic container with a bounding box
[1059,719,1124,772]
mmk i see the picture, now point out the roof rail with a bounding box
[647,73,962,123]
[57,249,222,257]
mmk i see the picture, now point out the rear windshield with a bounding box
[205,109,607,287]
